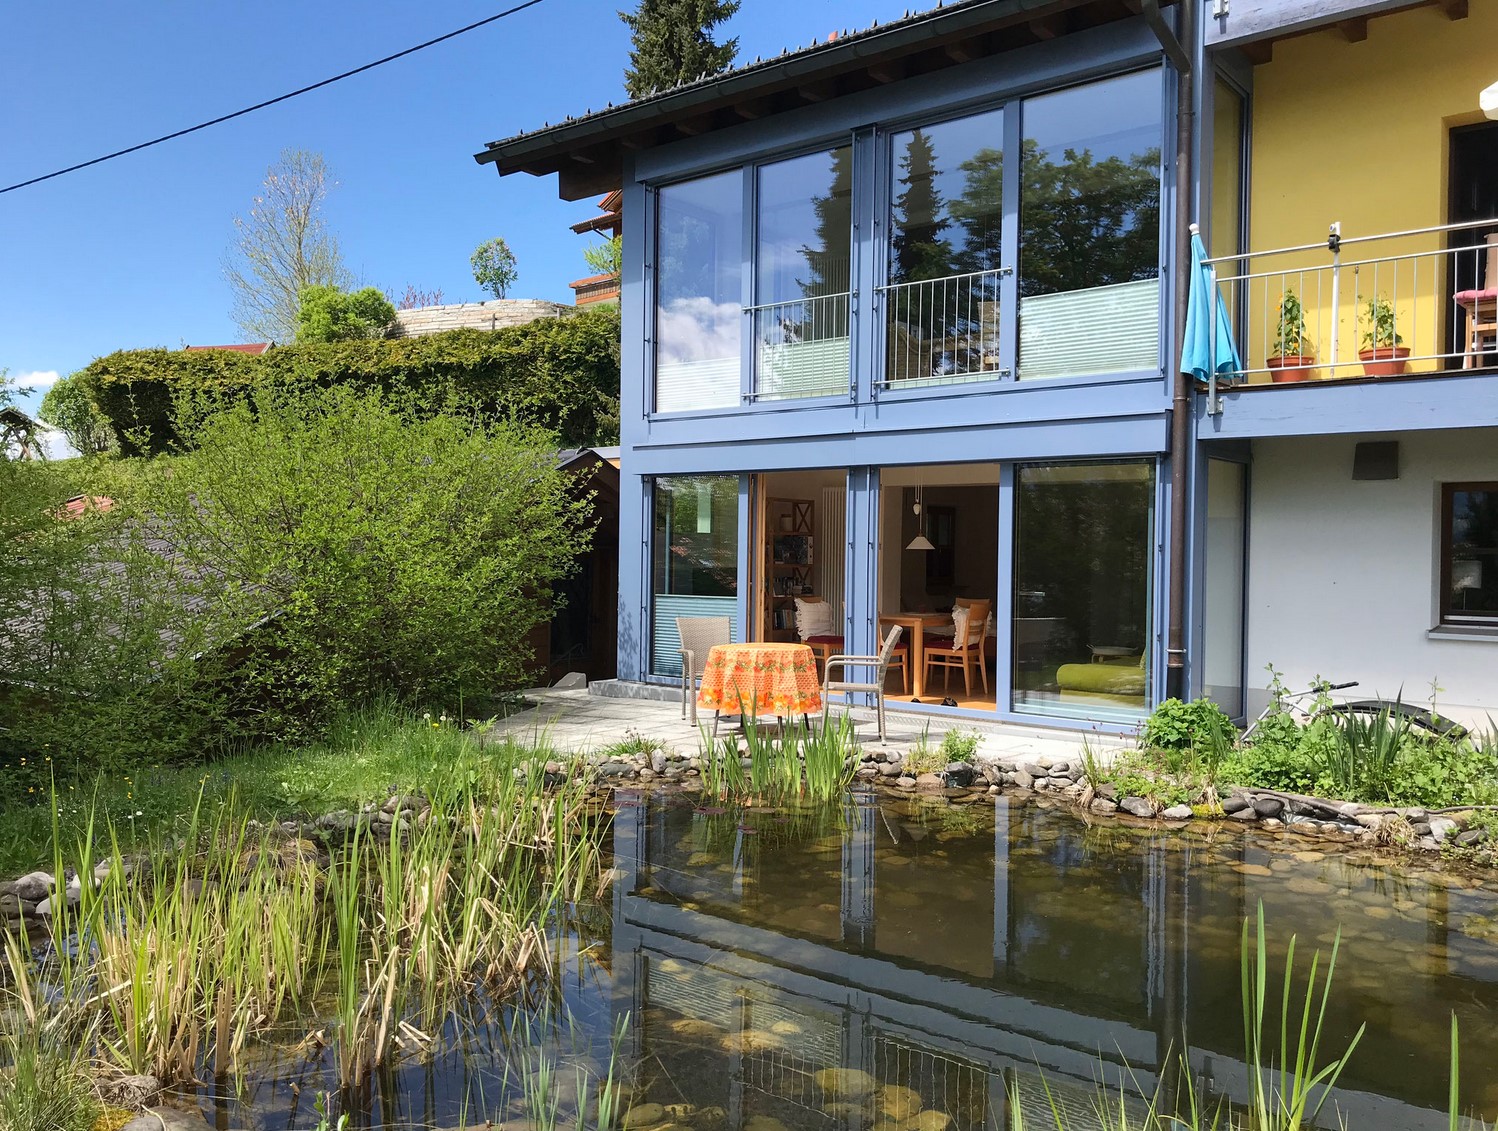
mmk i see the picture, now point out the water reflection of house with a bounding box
[477,0,1498,731]
[610,797,1497,1130]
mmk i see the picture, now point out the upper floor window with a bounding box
[1442,483,1498,625]
[884,108,1006,388]
[1019,70,1163,380]
[656,171,743,414]
[754,146,853,401]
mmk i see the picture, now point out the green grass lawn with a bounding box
[0,706,553,875]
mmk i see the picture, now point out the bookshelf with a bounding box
[764,497,814,642]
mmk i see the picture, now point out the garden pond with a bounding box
[172,790,1498,1129]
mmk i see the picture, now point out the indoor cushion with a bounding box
[1453,288,1498,302]
[794,597,833,641]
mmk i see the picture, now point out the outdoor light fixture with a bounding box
[906,486,935,551]
[1483,80,1498,121]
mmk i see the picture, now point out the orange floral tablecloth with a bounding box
[697,643,823,718]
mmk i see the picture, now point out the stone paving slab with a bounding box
[482,686,1130,764]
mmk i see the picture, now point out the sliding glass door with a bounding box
[1011,461,1156,720]
[650,475,740,676]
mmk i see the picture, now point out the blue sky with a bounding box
[2,0,914,414]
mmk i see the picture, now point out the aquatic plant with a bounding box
[0,1016,100,1131]
[2,733,604,1092]
[695,712,856,802]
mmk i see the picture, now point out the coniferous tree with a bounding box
[620,0,741,100]
[799,147,854,300]
[890,130,954,285]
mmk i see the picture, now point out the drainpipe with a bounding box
[1143,0,1194,703]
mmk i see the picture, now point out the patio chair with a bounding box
[822,625,904,745]
[924,599,991,697]
[677,615,732,726]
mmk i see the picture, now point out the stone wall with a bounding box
[393,299,570,338]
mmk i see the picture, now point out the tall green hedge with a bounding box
[82,304,621,455]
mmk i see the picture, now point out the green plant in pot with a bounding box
[1267,288,1317,382]
[1358,293,1410,377]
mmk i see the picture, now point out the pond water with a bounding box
[212,789,1498,1130]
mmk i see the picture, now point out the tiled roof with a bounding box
[473,0,1129,198]
[184,343,273,355]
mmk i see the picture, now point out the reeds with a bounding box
[696,711,857,802]
[0,729,604,1094]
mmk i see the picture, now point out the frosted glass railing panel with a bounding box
[655,358,740,414]
[1019,278,1160,380]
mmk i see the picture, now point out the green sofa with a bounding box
[1055,653,1146,705]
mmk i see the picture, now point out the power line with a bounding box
[0,0,549,196]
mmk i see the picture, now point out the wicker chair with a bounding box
[822,625,905,745]
[677,616,732,725]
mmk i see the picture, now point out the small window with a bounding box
[1441,483,1498,624]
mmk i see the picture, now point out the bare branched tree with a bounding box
[224,149,351,342]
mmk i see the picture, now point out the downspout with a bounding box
[1143,0,1194,702]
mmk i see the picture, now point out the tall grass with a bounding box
[0,1018,100,1131]
[1,720,604,1093]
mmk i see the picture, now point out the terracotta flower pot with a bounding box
[1266,355,1317,383]
[1358,345,1411,377]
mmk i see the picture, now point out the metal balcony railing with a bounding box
[750,291,851,401]
[1203,218,1498,412]
[879,268,1008,387]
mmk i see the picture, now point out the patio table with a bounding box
[697,642,823,721]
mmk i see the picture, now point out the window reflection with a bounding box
[754,148,853,400]
[1012,460,1155,719]
[651,475,740,676]
[885,109,1006,387]
[1019,70,1162,380]
[656,172,743,413]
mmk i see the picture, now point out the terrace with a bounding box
[1199,218,1498,436]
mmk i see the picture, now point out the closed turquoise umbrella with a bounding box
[1180,225,1243,384]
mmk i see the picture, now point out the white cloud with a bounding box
[11,370,61,391]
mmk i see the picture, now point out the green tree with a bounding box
[137,385,593,736]
[223,149,352,342]
[890,130,954,285]
[471,237,519,299]
[620,0,740,100]
[583,235,622,278]
[295,285,398,343]
[39,373,114,454]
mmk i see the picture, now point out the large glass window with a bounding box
[651,475,740,676]
[884,109,1006,387]
[1441,483,1498,625]
[1012,461,1156,719]
[655,172,743,413]
[754,147,853,400]
[1019,71,1162,380]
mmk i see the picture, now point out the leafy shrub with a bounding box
[296,285,397,343]
[938,728,980,763]
[1141,696,1235,753]
[82,304,621,455]
[129,385,593,743]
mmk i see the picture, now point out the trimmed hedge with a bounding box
[84,304,621,454]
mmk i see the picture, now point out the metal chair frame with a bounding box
[822,625,904,745]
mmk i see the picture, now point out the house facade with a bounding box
[477,0,1498,729]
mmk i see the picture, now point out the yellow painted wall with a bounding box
[1239,2,1498,378]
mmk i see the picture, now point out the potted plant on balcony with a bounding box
[1267,289,1316,382]
[1358,294,1411,377]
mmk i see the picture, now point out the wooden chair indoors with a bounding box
[923,599,991,697]
[1455,232,1498,369]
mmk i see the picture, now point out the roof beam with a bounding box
[797,79,836,103]
[866,57,908,84]
[1439,0,1469,19]
[944,39,981,63]
[559,159,622,202]
[1338,16,1368,40]
[1027,13,1065,39]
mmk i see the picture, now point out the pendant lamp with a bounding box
[906,485,935,551]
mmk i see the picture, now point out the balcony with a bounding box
[1198,219,1498,437]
